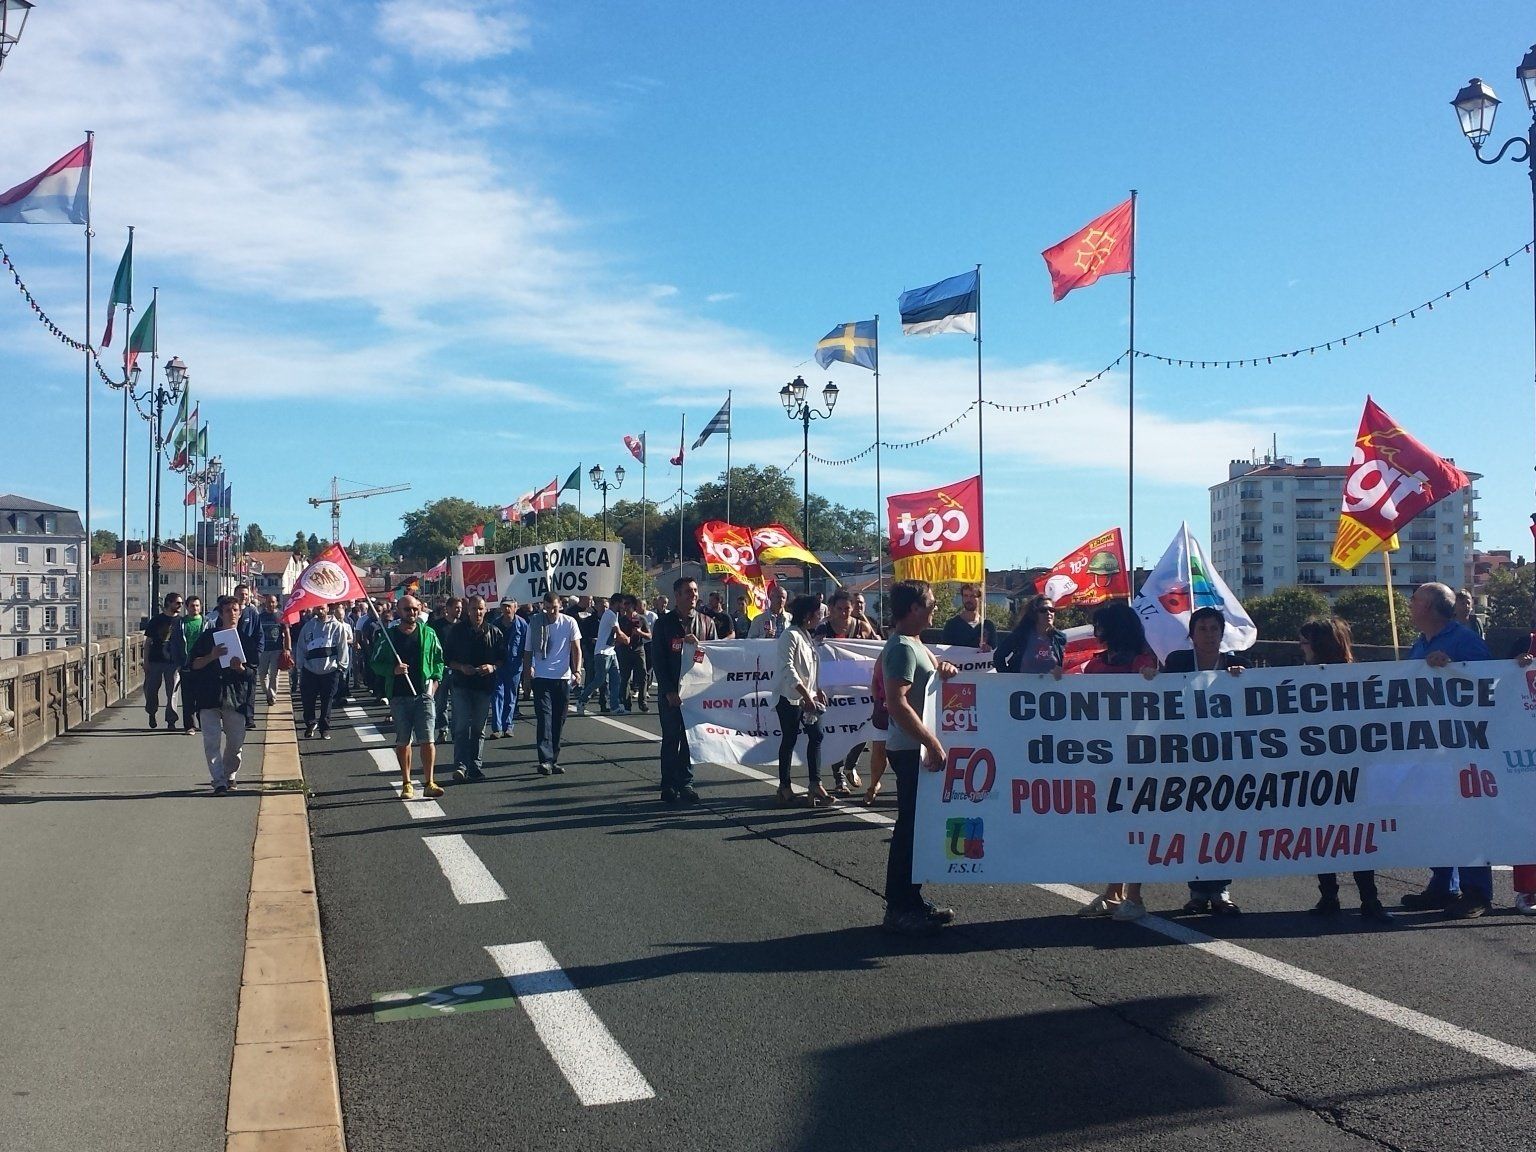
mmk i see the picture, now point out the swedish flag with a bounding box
[814,319,878,371]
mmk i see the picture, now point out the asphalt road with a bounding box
[304,694,1536,1152]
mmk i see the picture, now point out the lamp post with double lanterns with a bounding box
[0,0,34,75]
[143,357,188,608]
[779,375,838,593]
[588,463,625,539]
[1451,49,1536,511]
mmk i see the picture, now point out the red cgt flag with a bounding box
[696,521,762,585]
[1036,528,1129,607]
[281,544,369,624]
[1041,198,1134,301]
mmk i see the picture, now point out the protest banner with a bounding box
[886,476,983,583]
[911,661,1535,884]
[451,539,624,602]
[679,640,994,769]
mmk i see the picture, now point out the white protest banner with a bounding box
[451,540,623,602]
[913,662,1536,885]
[679,640,994,768]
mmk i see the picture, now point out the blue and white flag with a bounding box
[898,269,979,336]
[692,395,731,450]
[814,320,878,371]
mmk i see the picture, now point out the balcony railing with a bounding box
[1241,555,1264,566]
[1295,531,1325,541]
[1239,512,1264,522]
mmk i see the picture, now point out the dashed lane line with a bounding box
[367,747,445,819]
[485,941,656,1106]
[341,704,386,742]
[590,716,1536,1075]
[422,834,508,904]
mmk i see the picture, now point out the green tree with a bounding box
[392,497,500,567]
[1244,586,1331,643]
[306,532,322,559]
[1482,565,1534,631]
[292,530,310,559]
[1332,586,1412,647]
[91,528,120,560]
[241,523,273,553]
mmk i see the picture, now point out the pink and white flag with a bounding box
[0,141,92,225]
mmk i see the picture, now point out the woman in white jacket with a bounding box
[773,594,833,807]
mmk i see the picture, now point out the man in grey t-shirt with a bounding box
[880,579,959,937]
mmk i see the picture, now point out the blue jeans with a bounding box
[580,653,621,710]
[451,683,494,773]
[492,670,522,733]
[532,678,569,766]
[1427,865,1493,902]
[883,749,924,914]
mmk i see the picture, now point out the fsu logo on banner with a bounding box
[886,475,984,583]
[1037,528,1129,607]
[1330,397,1469,571]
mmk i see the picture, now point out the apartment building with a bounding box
[0,495,85,658]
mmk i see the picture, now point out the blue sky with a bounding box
[3,2,1535,573]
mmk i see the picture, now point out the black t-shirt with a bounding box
[940,614,997,649]
[709,609,735,638]
[391,627,423,699]
[143,613,180,664]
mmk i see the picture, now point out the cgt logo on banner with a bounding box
[941,682,977,733]
[886,475,983,584]
[912,662,1536,886]
[450,540,623,602]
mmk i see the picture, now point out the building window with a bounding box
[15,576,29,599]
[15,639,28,656]
[44,547,57,564]
[96,597,108,611]
[64,577,78,597]
[43,607,57,629]
[15,606,29,629]
[64,607,78,630]
[1274,567,1285,580]
[1271,524,1284,535]
[15,545,27,564]
[1272,502,1284,512]
[64,546,77,564]
[44,638,56,651]
[40,513,56,534]
[1272,481,1283,491]
[41,577,57,599]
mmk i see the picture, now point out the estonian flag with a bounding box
[898,270,979,336]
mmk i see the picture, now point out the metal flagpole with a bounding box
[1127,188,1138,586]
[640,434,648,591]
[678,414,686,575]
[974,265,985,622]
[118,226,133,675]
[724,393,732,614]
[82,131,95,719]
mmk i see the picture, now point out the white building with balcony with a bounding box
[1209,455,1480,601]
[0,495,85,658]
[90,544,235,640]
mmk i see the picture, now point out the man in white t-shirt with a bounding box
[578,596,624,716]
[523,592,584,775]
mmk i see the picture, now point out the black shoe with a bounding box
[678,786,700,804]
[1401,889,1457,911]
[320,732,331,741]
[452,768,469,783]
[467,768,486,782]
[1308,896,1342,916]
[537,763,552,776]
[148,714,158,729]
[1359,901,1397,925]
[1210,898,1242,917]
[212,785,228,795]
[1181,898,1212,915]
[304,726,316,739]
[882,907,941,937]
[922,901,956,925]
[247,720,259,731]
[551,763,565,775]
[638,701,649,712]
[1448,894,1493,920]
[660,789,679,804]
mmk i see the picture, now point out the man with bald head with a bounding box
[444,594,504,783]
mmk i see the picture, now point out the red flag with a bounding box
[532,479,559,511]
[696,521,762,585]
[1041,198,1134,302]
[624,433,646,464]
[281,543,369,623]
[886,476,984,583]
[1035,529,1129,607]
[1330,397,1469,570]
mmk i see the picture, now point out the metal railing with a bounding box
[0,636,145,773]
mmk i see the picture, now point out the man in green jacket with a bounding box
[370,594,446,799]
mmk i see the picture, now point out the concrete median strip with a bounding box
[227,692,346,1152]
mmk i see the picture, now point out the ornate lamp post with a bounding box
[0,1,34,75]
[147,357,188,606]
[1452,51,1536,629]
[779,375,838,592]
[588,463,625,539]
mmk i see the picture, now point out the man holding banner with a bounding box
[653,577,717,805]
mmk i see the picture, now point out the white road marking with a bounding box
[1035,883,1536,1074]
[485,941,656,1106]
[370,748,445,819]
[592,717,1536,1072]
[422,835,507,904]
[342,704,386,742]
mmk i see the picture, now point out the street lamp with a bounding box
[145,357,188,609]
[0,0,34,75]
[779,375,838,592]
[588,462,625,539]
[1453,51,1536,624]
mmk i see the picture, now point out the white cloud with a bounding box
[378,0,530,63]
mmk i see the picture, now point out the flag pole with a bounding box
[119,226,133,675]
[1127,188,1139,586]
[82,131,95,719]
[725,392,732,614]
[974,264,986,624]
[640,434,648,593]
[678,413,686,576]
[873,314,884,614]
[1383,548,1402,657]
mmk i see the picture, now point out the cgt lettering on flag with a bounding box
[887,476,984,584]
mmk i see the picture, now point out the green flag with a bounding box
[170,389,190,433]
[126,299,156,372]
[101,230,132,346]
[194,426,208,458]
[561,466,581,492]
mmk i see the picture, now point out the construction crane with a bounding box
[307,477,411,543]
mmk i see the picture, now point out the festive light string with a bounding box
[1140,241,1533,368]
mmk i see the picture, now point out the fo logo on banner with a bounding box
[941,682,977,732]
[942,746,995,803]
[944,817,985,862]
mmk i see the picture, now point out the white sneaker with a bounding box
[1077,895,1119,918]
[1514,893,1536,916]
[1111,899,1147,922]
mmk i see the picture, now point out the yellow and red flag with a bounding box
[1330,397,1469,570]
[1041,198,1134,302]
[886,476,984,584]
[696,521,762,585]
[1036,528,1129,606]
